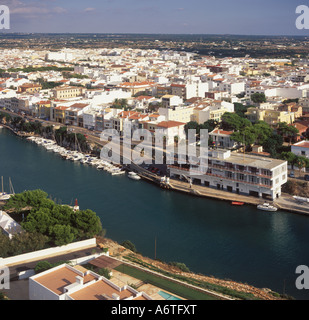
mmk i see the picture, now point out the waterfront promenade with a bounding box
[1,110,309,216]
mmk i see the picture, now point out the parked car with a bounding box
[305,175,309,181]
[289,171,295,178]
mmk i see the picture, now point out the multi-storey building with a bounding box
[168,149,287,200]
[52,86,85,99]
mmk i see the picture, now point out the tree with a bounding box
[184,121,200,136]
[98,267,112,279]
[280,152,297,168]
[49,224,75,246]
[251,93,266,104]
[233,103,249,118]
[277,122,299,145]
[231,127,257,147]
[252,121,273,145]
[262,133,283,157]
[121,240,138,253]
[221,112,252,131]
[295,157,307,177]
[199,120,218,132]
[34,261,53,274]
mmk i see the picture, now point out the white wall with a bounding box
[0,238,97,267]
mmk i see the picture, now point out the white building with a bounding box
[29,263,152,301]
[209,129,238,149]
[291,141,309,158]
[168,149,287,200]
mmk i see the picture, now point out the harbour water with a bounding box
[0,128,308,300]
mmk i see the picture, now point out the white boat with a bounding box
[128,172,141,180]
[0,177,15,201]
[293,196,309,203]
[257,203,278,212]
[111,170,125,175]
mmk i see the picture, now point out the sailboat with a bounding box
[0,177,15,201]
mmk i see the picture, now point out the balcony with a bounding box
[168,165,272,189]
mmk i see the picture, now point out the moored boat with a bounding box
[231,201,244,206]
[257,203,277,212]
[128,172,141,180]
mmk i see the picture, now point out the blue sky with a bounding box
[3,0,309,35]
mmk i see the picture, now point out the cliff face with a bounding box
[98,237,285,301]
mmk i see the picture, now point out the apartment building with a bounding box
[141,120,186,145]
[161,95,183,108]
[54,106,70,124]
[192,100,234,124]
[65,103,90,127]
[117,81,155,96]
[168,149,288,200]
[156,85,171,97]
[17,83,42,94]
[158,105,194,123]
[246,107,296,125]
[29,263,152,301]
[52,86,85,99]
[218,81,245,95]
[32,100,51,119]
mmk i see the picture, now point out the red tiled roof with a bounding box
[211,129,234,135]
[157,121,186,128]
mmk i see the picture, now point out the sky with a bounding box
[1,0,309,35]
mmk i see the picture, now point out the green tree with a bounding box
[251,93,266,104]
[49,224,75,246]
[98,267,112,279]
[199,119,218,132]
[233,103,249,118]
[295,156,307,177]
[70,209,101,240]
[277,122,299,145]
[121,240,138,253]
[280,152,297,168]
[262,133,283,157]
[221,112,252,131]
[35,261,53,274]
[251,121,273,145]
[184,121,200,136]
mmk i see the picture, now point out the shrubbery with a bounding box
[2,190,103,252]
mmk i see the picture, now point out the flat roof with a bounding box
[69,279,133,300]
[34,266,96,296]
[209,150,286,170]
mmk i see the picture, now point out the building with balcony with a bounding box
[168,149,287,200]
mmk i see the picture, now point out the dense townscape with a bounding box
[1,34,309,302]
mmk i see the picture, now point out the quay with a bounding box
[130,163,309,216]
[1,118,309,217]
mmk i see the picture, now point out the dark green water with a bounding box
[1,128,309,300]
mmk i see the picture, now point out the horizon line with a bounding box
[0,32,308,38]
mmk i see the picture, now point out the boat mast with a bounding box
[9,178,15,195]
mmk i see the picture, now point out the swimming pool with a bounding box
[158,290,182,300]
